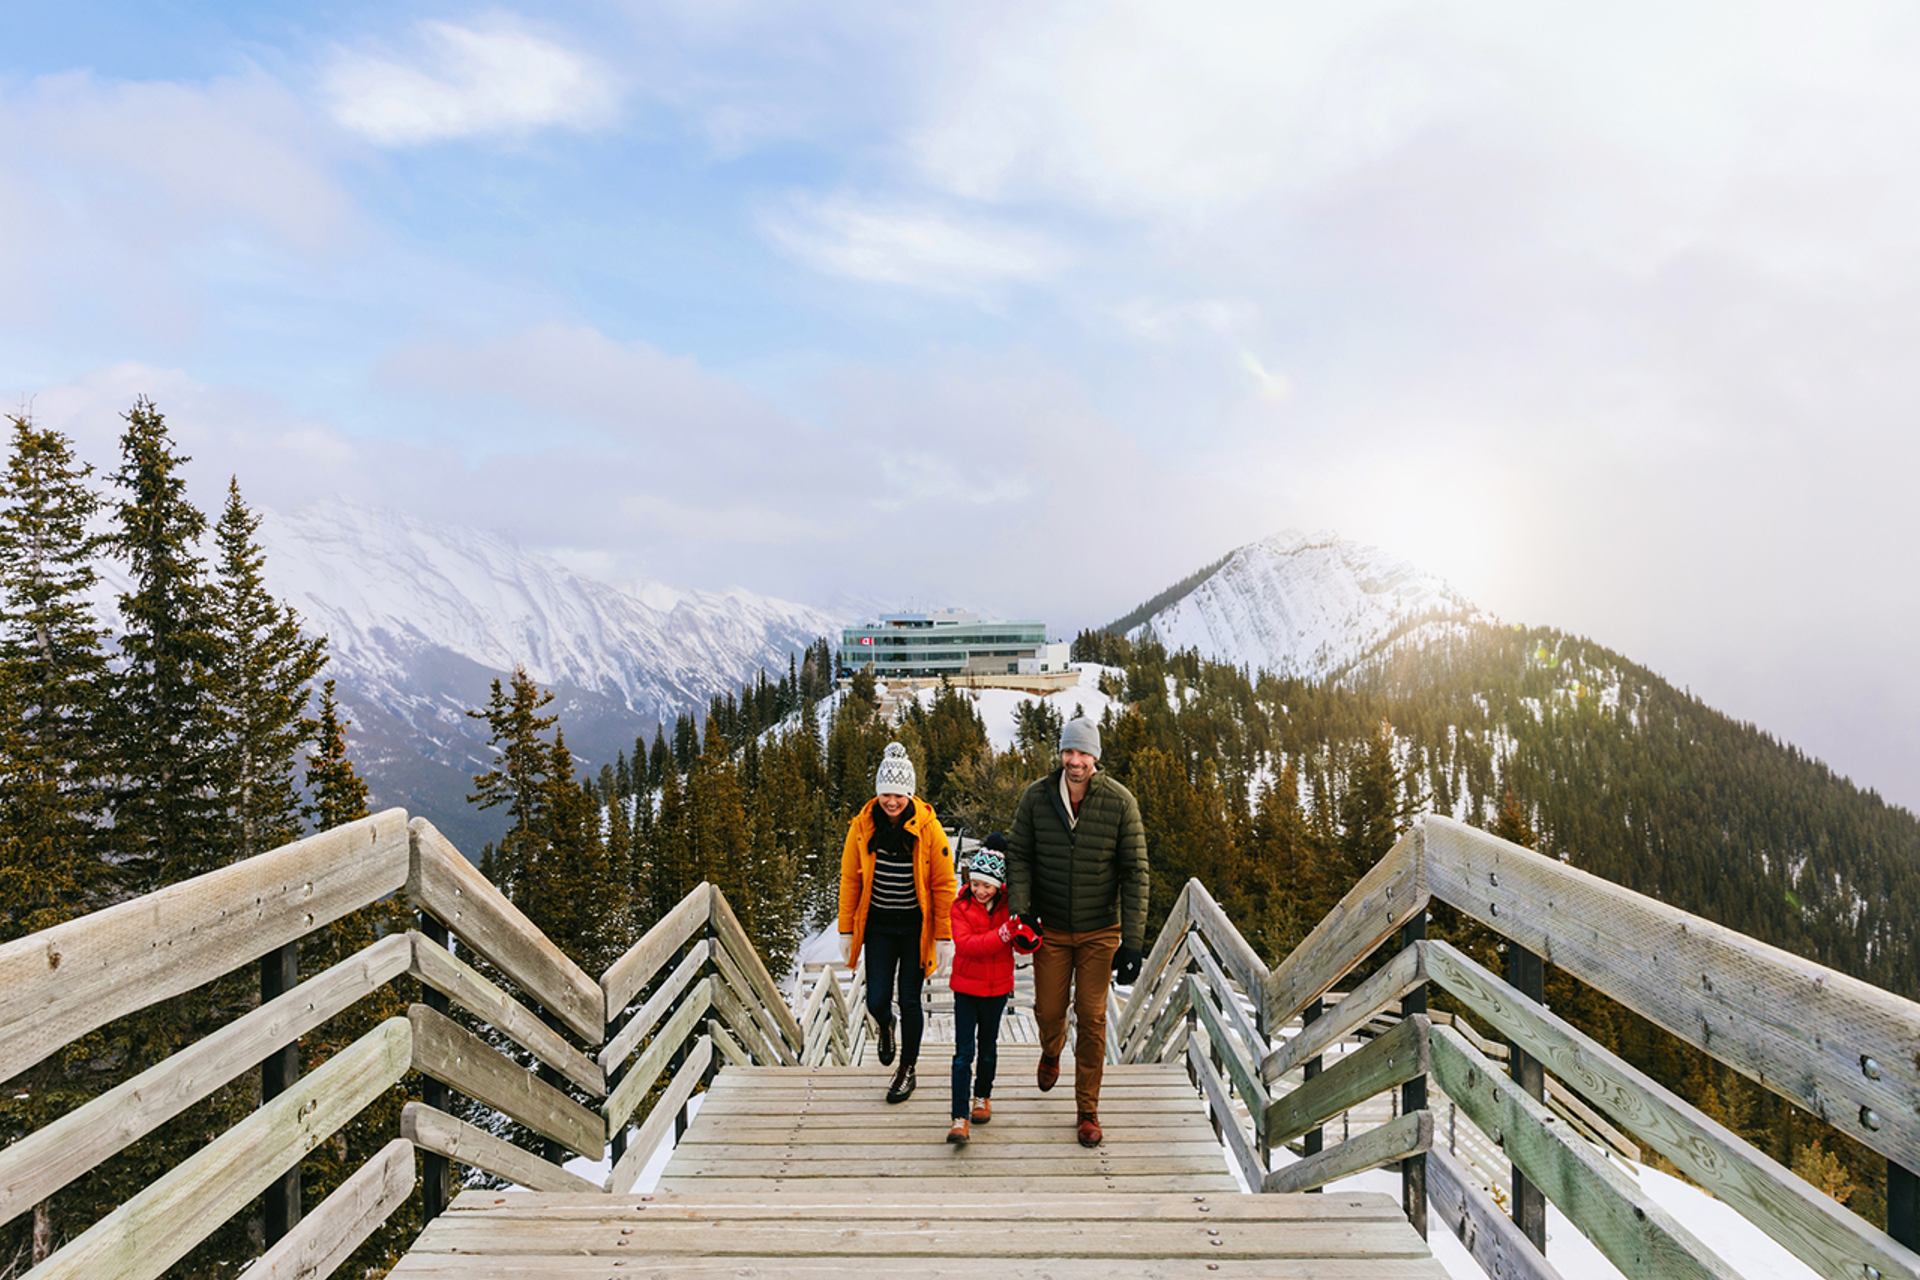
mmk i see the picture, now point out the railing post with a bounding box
[1300,997,1324,1193]
[419,914,453,1223]
[1254,978,1271,1171]
[1505,942,1547,1252]
[1399,913,1428,1238]
[1892,1160,1919,1250]
[260,938,302,1243]
[535,1009,567,1165]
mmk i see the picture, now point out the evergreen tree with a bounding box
[210,478,326,861]
[467,667,558,892]
[305,679,370,830]
[106,397,223,887]
[0,415,112,938]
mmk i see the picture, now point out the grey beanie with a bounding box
[875,741,917,797]
[1059,716,1101,760]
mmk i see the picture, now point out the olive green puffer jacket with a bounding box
[1007,769,1149,950]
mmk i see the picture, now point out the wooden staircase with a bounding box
[392,1049,1446,1277]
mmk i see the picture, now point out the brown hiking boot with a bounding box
[970,1097,992,1124]
[947,1117,970,1144]
[1076,1113,1103,1147]
[1036,1054,1060,1092]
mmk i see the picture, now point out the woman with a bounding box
[837,741,956,1102]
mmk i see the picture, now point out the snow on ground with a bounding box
[1265,1134,1818,1280]
[885,664,1121,753]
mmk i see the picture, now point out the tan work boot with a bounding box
[946,1117,970,1144]
[970,1097,992,1124]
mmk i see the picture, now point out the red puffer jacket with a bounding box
[949,889,1015,997]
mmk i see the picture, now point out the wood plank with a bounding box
[442,1191,1406,1219]
[602,883,709,1016]
[1188,976,1269,1124]
[33,1018,411,1280]
[1265,1014,1430,1147]
[599,939,709,1073]
[1424,813,1920,1173]
[709,940,798,1065]
[249,1138,414,1280]
[708,887,806,1050]
[1430,1024,1739,1279]
[1115,884,1191,1047]
[0,932,409,1228]
[1185,879,1270,1008]
[651,1174,1242,1194]
[1427,1145,1566,1280]
[406,817,601,1043]
[0,809,408,1083]
[401,1102,602,1194]
[608,1036,712,1193]
[690,1095,1207,1117]
[604,977,714,1134]
[406,1216,1434,1258]
[1140,971,1194,1063]
[1265,941,1424,1083]
[1186,933,1263,1063]
[663,1154,1234,1177]
[391,1257,1445,1279]
[1263,829,1427,1029]
[1120,934,1191,1059]
[677,1135,1229,1154]
[708,1016,751,1067]
[1264,1109,1432,1194]
[407,1003,603,1158]
[410,930,605,1097]
[708,967,782,1065]
[1188,1033,1262,1191]
[1426,938,1920,1280]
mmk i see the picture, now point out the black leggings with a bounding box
[863,929,925,1066]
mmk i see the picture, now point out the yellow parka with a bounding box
[836,796,957,978]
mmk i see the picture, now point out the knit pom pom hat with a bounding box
[875,741,917,797]
[968,848,1006,888]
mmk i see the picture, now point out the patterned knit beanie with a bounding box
[969,848,1006,888]
[875,741,916,797]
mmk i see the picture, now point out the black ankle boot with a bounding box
[877,1018,896,1066]
[886,1060,916,1103]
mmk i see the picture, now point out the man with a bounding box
[1007,716,1149,1147]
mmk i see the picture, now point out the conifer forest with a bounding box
[2,402,1917,1272]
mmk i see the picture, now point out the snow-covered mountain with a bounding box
[260,499,838,723]
[1116,531,1487,679]
[103,498,846,850]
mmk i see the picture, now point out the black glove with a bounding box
[1112,944,1143,984]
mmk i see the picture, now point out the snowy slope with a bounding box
[258,498,840,719]
[1125,531,1487,680]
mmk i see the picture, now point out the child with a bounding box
[946,835,1018,1143]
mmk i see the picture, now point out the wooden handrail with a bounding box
[1265,1015,1430,1148]
[1426,938,1920,1280]
[1264,941,1424,1084]
[1265,1110,1432,1195]
[601,883,710,1017]
[0,809,410,1083]
[1423,814,1920,1178]
[1430,1024,1738,1279]
[1263,829,1427,1029]
[407,818,603,1041]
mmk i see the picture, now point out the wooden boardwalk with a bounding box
[394,1048,1447,1277]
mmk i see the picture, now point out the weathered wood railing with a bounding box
[0,811,812,1277]
[1116,813,1920,1280]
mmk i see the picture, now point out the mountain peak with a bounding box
[1121,530,1485,679]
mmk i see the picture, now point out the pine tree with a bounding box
[305,679,370,830]
[107,397,223,888]
[210,478,327,862]
[0,415,112,938]
[468,667,558,893]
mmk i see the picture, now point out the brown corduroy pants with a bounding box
[1032,924,1122,1116]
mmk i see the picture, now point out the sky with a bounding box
[4,2,1919,812]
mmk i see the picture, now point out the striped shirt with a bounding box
[867,800,922,933]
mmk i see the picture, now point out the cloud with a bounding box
[760,193,1068,293]
[323,19,620,146]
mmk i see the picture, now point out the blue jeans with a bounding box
[863,928,924,1065]
[950,991,1009,1118]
